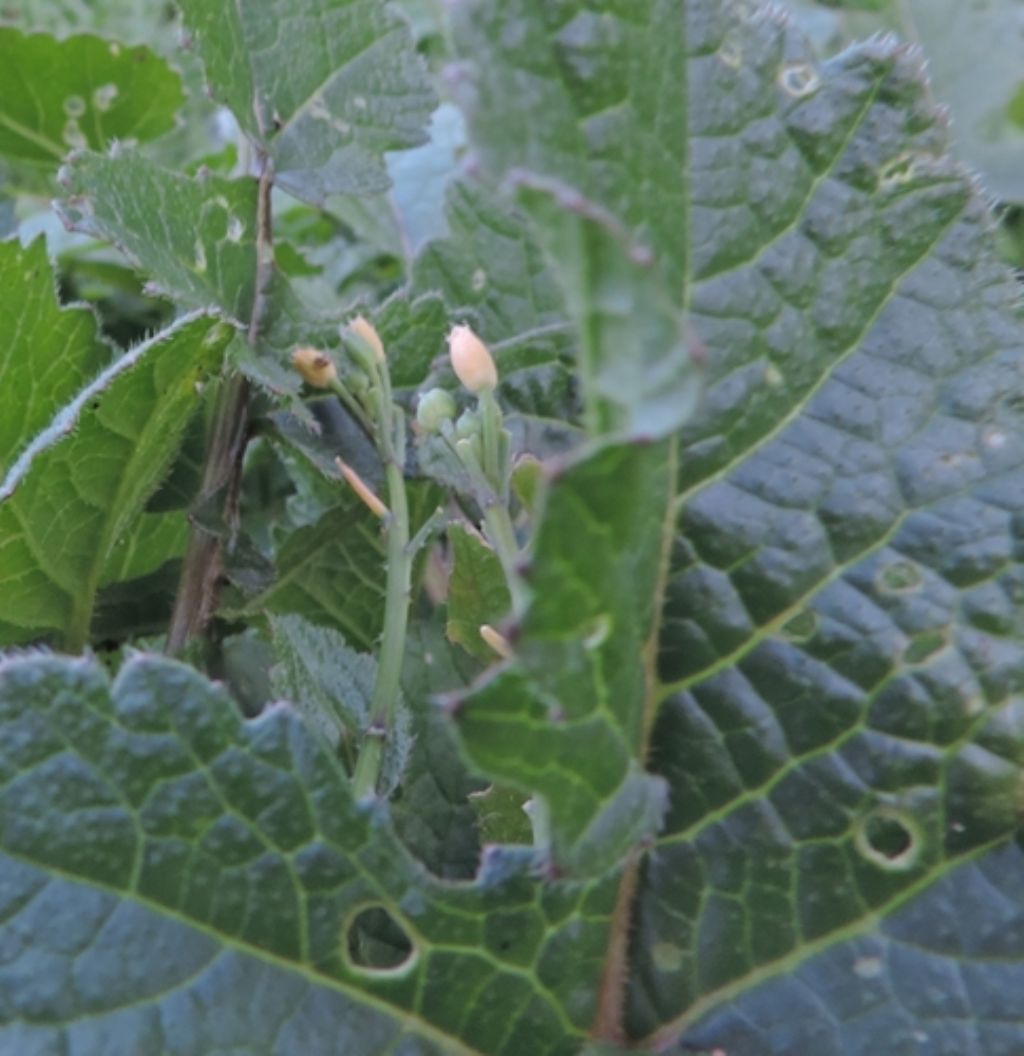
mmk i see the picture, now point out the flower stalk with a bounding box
[291,320,415,799]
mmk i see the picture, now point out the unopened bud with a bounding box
[416,387,457,433]
[480,624,513,659]
[335,457,389,519]
[348,315,385,365]
[448,324,497,394]
[291,346,337,388]
[454,408,480,440]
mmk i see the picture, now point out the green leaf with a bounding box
[392,618,487,880]
[57,149,264,324]
[98,509,189,586]
[56,149,325,418]
[452,441,675,877]
[446,522,512,660]
[270,613,413,796]
[0,28,183,166]
[177,0,437,205]
[271,612,378,750]
[237,481,440,650]
[448,2,700,439]
[0,651,621,1053]
[239,497,387,653]
[470,783,534,846]
[0,241,232,649]
[448,0,1024,1049]
[0,238,109,475]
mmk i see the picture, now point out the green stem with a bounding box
[478,389,503,496]
[351,456,411,799]
[483,500,527,615]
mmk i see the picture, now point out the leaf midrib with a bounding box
[639,833,1010,1049]
[0,845,485,1056]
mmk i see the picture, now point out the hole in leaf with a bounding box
[344,905,417,975]
[877,559,921,593]
[718,31,742,69]
[878,151,923,189]
[903,631,946,665]
[855,809,921,871]
[778,62,819,98]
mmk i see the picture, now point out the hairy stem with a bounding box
[351,456,412,798]
[166,152,274,653]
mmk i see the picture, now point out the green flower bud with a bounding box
[455,408,480,440]
[416,387,457,433]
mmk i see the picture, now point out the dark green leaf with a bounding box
[0,651,621,1054]
[452,441,675,877]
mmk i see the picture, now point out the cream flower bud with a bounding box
[291,346,337,388]
[335,457,389,519]
[448,324,497,394]
[479,624,513,659]
[348,315,385,364]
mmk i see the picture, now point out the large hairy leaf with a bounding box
[177,0,436,205]
[446,0,1024,1050]
[0,240,231,650]
[0,653,617,1055]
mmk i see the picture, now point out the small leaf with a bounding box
[58,150,264,324]
[0,28,183,166]
[178,0,437,205]
[241,498,387,653]
[446,522,512,660]
[270,612,376,749]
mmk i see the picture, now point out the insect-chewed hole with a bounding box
[854,808,921,872]
[877,559,922,594]
[778,62,820,98]
[344,905,417,975]
[903,630,947,665]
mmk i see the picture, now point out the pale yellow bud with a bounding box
[291,346,337,388]
[335,457,389,519]
[448,324,497,394]
[348,315,385,364]
[479,624,513,659]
